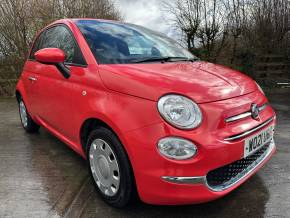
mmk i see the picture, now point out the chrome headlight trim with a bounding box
[157,94,202,129]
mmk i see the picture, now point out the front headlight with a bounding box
[157,94,202,129]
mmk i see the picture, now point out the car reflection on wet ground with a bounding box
[0,93,289,218]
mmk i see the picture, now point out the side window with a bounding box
[40,25,86,65]
[29,31,45,59]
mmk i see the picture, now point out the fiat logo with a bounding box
[251,103,260,120]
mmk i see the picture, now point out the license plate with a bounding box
[244,125,274,158]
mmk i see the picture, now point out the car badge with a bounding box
[251,103,260,120]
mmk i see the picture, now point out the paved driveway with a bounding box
[0,94,289,218]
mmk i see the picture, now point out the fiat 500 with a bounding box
[16,19,276,208]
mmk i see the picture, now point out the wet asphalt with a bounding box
[0,94,289,218]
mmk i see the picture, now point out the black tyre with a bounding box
[86,127,136,208]
[18,98,40,133]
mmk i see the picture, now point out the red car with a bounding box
[16,19,276,207]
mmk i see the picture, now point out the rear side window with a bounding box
[30,25,86,66]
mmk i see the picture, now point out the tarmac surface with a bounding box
[0,94,289,218]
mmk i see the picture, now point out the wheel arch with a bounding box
[80,118,113,154]
[15,80,28,104]
[15,90,21,102]
[79,117,129,159]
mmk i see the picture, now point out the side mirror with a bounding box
[35,48,70,79]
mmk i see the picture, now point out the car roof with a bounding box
[51,18,122,26]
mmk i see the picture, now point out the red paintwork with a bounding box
[16,19,276,205]
[35,48,65,64]
[99,62,256,103]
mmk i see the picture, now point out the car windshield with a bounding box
[75,20,196,64]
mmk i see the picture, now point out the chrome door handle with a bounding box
[28,76,37,81]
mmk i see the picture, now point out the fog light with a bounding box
[157,137,197,160]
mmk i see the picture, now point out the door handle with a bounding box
[28,76,37,82]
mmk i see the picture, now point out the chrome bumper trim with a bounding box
[206,139,275,192]
[224,116,274,141]
[225,103,268,123]
[162,176,206,184]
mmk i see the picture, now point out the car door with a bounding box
[22,31,46,115]
[31,25,87,141]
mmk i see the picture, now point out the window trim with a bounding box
[28,23,88,68]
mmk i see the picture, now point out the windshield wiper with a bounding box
[131,56,198,63]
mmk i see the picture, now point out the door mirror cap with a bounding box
[35,48,65,64]
[34,48,70,79]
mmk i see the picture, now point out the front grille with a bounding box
[206,142,271,190]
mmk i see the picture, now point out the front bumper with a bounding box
[162,139,275,191]
[122,91,276,205]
